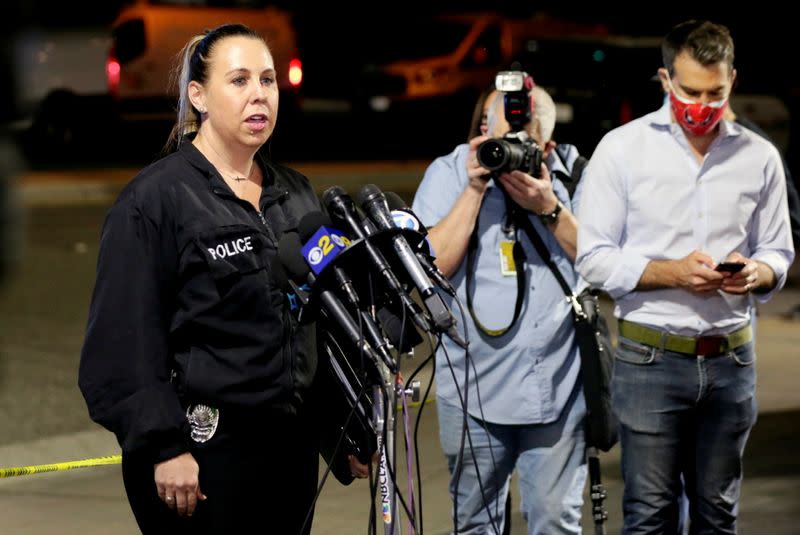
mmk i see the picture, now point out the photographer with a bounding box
[411,75,587,534]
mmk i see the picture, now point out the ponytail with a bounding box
[164,34,205,153]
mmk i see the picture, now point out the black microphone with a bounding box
[384,191,456,296]
[278,232,397,373]
[269,253,309,315]
[357,184,464,349]
[298,211,360,309]
[322,186,432,335]
[384,192,427,239]
[377,306,424,354]
[322,186,372,239]
[297,211,402,365]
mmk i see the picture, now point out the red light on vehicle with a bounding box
[106,57,121,97]
[619,100,633,124]
[288,58,302,87]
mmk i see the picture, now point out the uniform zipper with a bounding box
[254,195,294,389]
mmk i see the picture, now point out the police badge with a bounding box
[186,404,219,443]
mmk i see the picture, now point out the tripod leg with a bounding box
[587,447,608,535]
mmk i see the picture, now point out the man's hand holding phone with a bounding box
[714,262,745,274]
[716,254,757,294]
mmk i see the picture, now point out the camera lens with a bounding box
[477,139,509,171]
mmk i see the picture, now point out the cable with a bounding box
[379,380,419,533]
[300,376,371,535]
[454,295,504,524]
[412,335,440,535]
[400,381,417,534]
[365,271,379,535]
[441,341,501,535]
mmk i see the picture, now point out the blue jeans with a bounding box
[613,336,757,535]
[437,387,587,535]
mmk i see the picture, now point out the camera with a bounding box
[476,70,543,177]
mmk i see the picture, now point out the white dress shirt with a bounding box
[576,102,794,336]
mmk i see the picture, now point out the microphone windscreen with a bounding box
[321,186,348,209]
[277,232,311,283]
[356,183,383,210]
[298,211,333,242]
[377,306,423,353]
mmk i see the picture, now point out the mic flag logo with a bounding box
[301,226,351,275]
[390,209,420,231]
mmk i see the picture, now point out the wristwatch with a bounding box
[537,201,563,225]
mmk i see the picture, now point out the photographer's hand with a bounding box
[497,163,557,214]
[498,164,579,260]
[466,136,492,192]
[426,137,492,277]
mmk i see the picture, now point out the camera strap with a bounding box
[550,145,588,199]
[512,206,583,317]
[465,191,528,337]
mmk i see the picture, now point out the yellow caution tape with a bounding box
[0,455,121,479]
[0,399,436,478]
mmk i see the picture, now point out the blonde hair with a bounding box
[164,24,265,153]
[165,34,205,152]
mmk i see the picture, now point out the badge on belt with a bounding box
[186,404,220,443]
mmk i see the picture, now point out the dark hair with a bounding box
[165,23,266,152]
[662,20,734,76]
[467,85,498,142]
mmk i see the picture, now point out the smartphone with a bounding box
[715,262,745,273]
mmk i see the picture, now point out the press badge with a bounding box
[499,240,517,277]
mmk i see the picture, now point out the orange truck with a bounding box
[109,0,302,122]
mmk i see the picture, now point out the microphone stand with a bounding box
[372,357,397,535]
[372,342,422,535]
[587,447,609,535]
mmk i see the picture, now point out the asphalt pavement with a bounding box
[0,165,798,534]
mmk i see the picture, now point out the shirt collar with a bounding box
[546,147,569,176]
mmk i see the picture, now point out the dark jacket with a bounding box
[79,143,321,462]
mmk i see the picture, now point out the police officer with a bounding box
[79,24,322,534]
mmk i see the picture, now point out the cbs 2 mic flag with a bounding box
[301,226,351,276]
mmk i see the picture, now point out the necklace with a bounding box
[201,138,255,188]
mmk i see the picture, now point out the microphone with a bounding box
[321,186,372,240]
[357,185,464,348]
[322,186,432,335]
[377,306,423,354]
[279,231,397,373]
[298,212,401,364]
[298,212,359,309]
[298,210,422,352]
[384,191,456,296]
[385,192,427,235]
[269,253,309,314]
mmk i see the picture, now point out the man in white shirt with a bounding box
[576,20,794,534]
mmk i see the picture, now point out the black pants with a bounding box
[122,407,320,535]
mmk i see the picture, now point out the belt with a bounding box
[618,320,752,356]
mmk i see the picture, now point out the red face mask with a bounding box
[667,81,728,136]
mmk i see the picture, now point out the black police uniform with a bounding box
[79,142,321,534]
